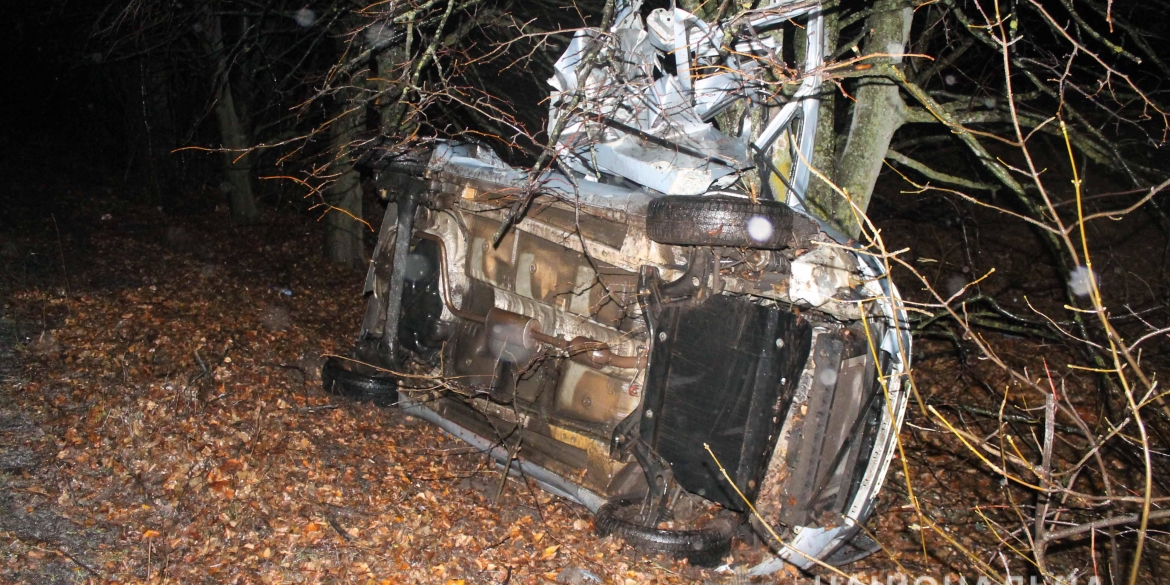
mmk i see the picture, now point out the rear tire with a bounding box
[322,357,398,407]
[646,196,818,250]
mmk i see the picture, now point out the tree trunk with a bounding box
[810,1,912,237]
[321,24,422,266]
[204,8,259,225]
[212,83,259,224]
[375,45,417,137]
[132,56,178,203]
[323,97,366,266]
[803,8,841,226]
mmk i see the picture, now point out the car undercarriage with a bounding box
[325,0,911,574]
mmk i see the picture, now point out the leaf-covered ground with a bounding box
[0,149,1127,584]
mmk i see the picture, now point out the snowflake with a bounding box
[293,8,316,28]
[1068,265,1098,297]
[746,216,773,243]
[364,23,395,46]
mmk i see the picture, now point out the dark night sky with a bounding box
[6,8,65,129]
[4,3,110,152]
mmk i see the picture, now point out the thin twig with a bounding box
[50,214,72,299]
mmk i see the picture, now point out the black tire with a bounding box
[382,160,429,177]
[594,500,733,567]
[322,357,399,407]
[356,142,432,176]
[646,195,819,249]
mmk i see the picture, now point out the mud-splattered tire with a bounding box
[646,196,818,250]
[322,357,398,407]
[594,500,733,567]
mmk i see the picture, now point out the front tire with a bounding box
[594,500,734,567]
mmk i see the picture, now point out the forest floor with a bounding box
[0,142,1152,584]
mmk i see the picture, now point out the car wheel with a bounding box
[645,195,818,250]
[594,500,733,567]
[321,357,398,407]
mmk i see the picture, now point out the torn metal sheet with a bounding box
[548,0,823,198]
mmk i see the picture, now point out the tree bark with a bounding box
[375,45,417,137]
[811,0,912,237]
[323,92,366,267]
[204,8,259,225]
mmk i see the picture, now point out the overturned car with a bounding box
[326,0,910,573]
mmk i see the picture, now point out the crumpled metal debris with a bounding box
[547,0,823,201]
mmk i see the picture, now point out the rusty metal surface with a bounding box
[424,151,868,320]
[555,360,639,426]
[463,214,640,333]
